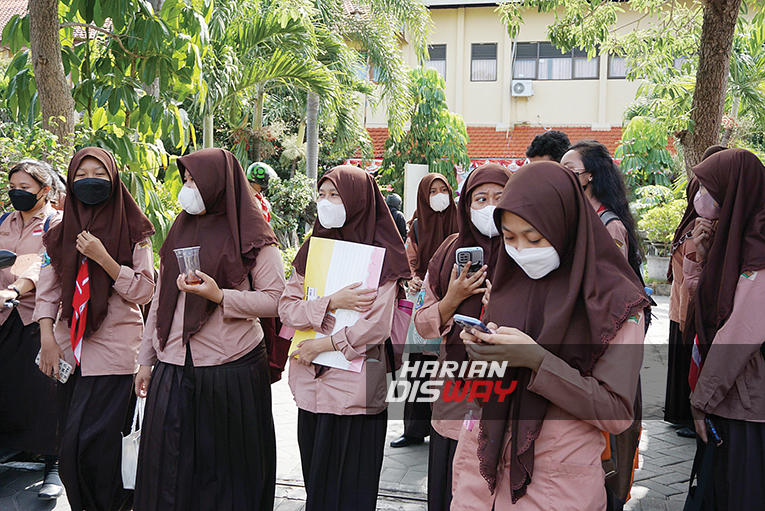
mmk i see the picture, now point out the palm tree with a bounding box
[199,0,344,151]
[304,0,432,184]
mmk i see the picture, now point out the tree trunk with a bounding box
[203,113,214,148]
[306,91,320,186]
[29,0,75,148]
[253,83,265,162]
[679,0,741,171]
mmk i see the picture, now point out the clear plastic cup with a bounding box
[173,246,202,285]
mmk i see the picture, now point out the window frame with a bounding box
[426,43,447,79]
[513,42,599,81]
[470,42,498,82]
[607,55,629,79]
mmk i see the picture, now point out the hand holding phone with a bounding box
[454,314,493,334]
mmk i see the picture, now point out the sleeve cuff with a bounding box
[333,334,362,361]
[112,265,135,294]
[32,303,60,322]
[690,375,722,412]
[527,352,553,393]
[309,296,333,332]
[137,352,157,366]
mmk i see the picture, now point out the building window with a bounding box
[513,42,598,80]
[673,56,691,69]
[426,44,446,78]
[608,55,629,78]
[471,43,497,82]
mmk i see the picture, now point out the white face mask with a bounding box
[471,205,499,238]
[178,185,206,215]
[429,193,450,212]
[317,199,347,229]
[504,244,560,280]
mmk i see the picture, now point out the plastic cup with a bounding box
[173,246,202,285]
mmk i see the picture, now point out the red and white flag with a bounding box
[689,335,703,391]
[70,257,90,365]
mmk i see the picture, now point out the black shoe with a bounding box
[676,426,696,438]
[390,435,424,448]
[38,456,63,500]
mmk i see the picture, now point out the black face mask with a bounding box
[8,189,42,212]
[72,178,111,206]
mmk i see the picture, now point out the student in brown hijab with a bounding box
[279,165,410,511]
[679,148,765,510]
[451,162,648,511]
[133,148,284,511]
[34,147,156,511]
[412,163,512,511]
[663,145,727,436]
[390,172,459,448]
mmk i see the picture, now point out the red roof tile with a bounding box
[362,125,625,160]
[0,0,27,39]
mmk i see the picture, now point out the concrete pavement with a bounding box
[1,296,697,510]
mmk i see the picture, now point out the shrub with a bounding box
[637,199,686,255]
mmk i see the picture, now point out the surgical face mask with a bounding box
[317,199,346,229]
[505,244,561,280]
[72,178,111,206]
[178,185,206,215]
[9,188,42,211]
[471,205,499,238]
[429,193,450,212]
[694,190,721,220]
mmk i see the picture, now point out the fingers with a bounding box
[471,286,487,296]
[194,270,212,283]
[695,419,708,443]
[450,264,459,282]
[347,282,362,290]
[459,328,478,342]
[487,322,498,331]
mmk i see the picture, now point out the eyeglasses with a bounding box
[563,166,589,177]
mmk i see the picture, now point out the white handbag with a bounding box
[121,397,145,490]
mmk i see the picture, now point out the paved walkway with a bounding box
[1,296,696,511]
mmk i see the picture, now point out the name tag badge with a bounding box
[741,270,757,281]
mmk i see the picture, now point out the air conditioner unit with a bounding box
[511,80,534,97]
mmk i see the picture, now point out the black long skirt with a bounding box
[133,341,276,511]
[59,367,136,511]
[695,416,765,510]
[403,352,436,439]
[664,320,693,425]
[428,426,458,511]
[297,408,387,511]
[0,309,60,455]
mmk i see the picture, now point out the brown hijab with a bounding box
[478,162,649,501]
[427,163,513,363]
[408,173,458,279]
[690,148,765,360]
[43,147,156,339]
[667,145,727,282]
[292,165,411,285]
[156,148,277,348]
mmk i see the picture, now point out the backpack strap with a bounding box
[413,218,419,244]
[599,209,620,227]
[0,212,11,228]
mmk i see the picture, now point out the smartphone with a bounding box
[456,247,484,276]
[453,314,492,334]
[35,350,73,384]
